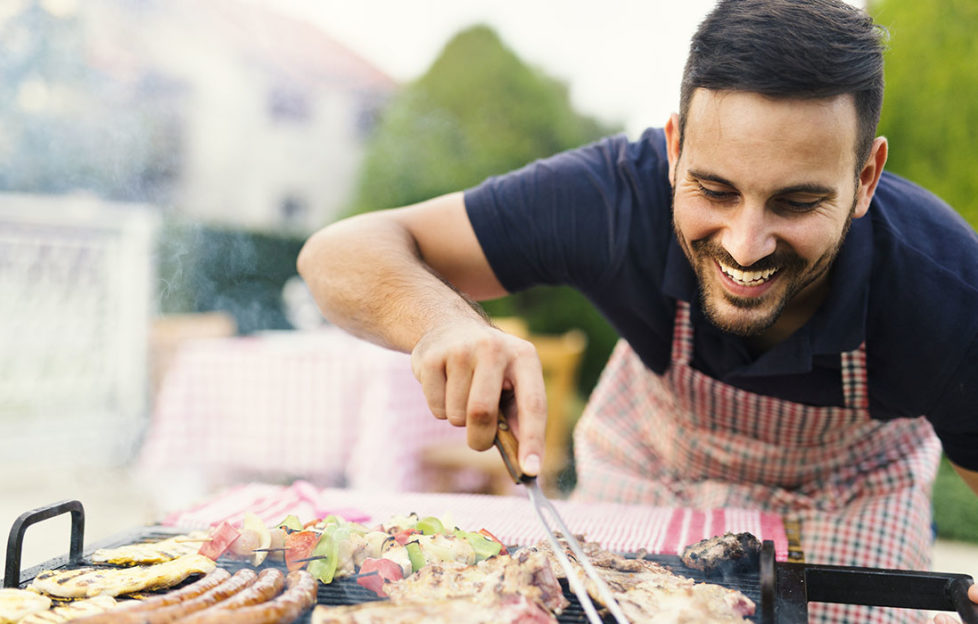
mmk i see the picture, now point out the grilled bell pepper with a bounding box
[307,525,351,584]
[405,540,425,573]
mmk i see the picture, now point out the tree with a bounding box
[348,24,622,394]
[871,0,978,227]
[349,24,616,213]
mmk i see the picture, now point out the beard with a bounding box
[673,202,855,338]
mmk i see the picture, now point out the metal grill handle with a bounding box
[3,500,85,588]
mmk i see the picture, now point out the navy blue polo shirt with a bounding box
[464,128,978,471]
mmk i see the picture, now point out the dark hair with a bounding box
[679,0,887,170]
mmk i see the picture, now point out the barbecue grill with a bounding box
[4,500,977,623]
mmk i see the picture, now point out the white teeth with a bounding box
[719,262,777,286]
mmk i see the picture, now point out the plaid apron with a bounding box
[573,300,942,623]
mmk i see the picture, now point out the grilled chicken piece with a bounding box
[0,588,52,623]
[384,549,568,614]
[90,533,207,566]
[17,595,116,624]
[29,554,216,599]
[533,535,756,623]
[311,594,557,624]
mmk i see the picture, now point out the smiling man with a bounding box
[298,1,978,622]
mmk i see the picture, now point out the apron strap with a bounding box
[671,300,694,365]
[840,342,869,410]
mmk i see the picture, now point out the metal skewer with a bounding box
[494,412,630,624]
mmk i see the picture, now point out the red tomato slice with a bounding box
[198,521,241,561]
[391,527,418,546]
[356,557,404,598]
[284,530,321,571]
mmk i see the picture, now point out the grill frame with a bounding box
[6,500,977,624]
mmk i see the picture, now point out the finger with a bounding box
[466,357,505,452]
[970,583,978,603]
[932,614,956,624]
[411,351,447,420]
[508,346,548,477]
[444,352,472,427]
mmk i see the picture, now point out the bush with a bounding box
[156,218,304,333]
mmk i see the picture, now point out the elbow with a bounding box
[297,225,334,281]
[296,233,317,280]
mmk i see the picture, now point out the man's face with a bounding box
[666,89,876,338]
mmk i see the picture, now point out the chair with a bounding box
[419,320,588,497]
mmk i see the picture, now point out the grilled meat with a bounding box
[16,595,115,624]
[89,534,207,566]
[680,532,761,575]
[311,594,557,624]
[384,549,569,614]
[534,535,756,623]
[0,588,52,623]
[172,570,317,624]
[29,554,216,599]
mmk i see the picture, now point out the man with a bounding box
[298,1,978,622]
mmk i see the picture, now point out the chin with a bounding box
[701,292,781,337]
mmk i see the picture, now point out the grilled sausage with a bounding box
[70,569,232,623]
[175,570,316,624]
[139,568,258,624]
[175,568,286,623]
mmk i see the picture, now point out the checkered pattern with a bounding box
[841,343,870,410]
[136,328,468,492]
[574,300,942,624]
[161,481,789,558]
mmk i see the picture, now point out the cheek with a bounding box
[778,220,844,262]
[673,197,720,244]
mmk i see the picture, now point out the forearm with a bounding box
[297,212,489,353]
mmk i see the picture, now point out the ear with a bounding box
[853,136,887,219]
[664,113,681,185]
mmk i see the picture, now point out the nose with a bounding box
[719,203,777,267]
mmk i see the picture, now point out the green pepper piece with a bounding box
[276,514,303,532]
[405,540,425,573]
[455,530,502,562]
[307,525,349,584]
[416,516,445,535]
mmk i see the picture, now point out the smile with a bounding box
[717,261,779,287]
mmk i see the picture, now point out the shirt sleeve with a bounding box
[929,334,978,471]
[463,130,670,294]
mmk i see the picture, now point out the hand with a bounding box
[410,320,547,476]
[931,583,978,623]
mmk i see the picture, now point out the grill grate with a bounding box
[8,501,978,623]
[219,553,760,623]
[10,526,762,624]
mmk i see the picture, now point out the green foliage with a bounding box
[932,455,978,543]
[871,0,978,227]
[348,24,621,395]
[349,24,616,214]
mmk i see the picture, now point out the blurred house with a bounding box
[0,0,395,469]
[0,0,396,234]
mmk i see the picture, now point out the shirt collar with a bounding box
[661,209,873,376]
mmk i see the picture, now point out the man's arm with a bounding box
[296,192,547,476]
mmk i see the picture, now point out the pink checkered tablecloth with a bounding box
[137,328,467,493]
[161,481,789,560]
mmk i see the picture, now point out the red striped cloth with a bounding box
[161,481,789,560]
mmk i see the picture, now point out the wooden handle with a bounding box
[493,412,526,484]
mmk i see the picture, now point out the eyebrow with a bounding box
[688,169,836,197]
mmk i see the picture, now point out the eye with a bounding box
[696,181,736,201]
[778,197,824,212]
